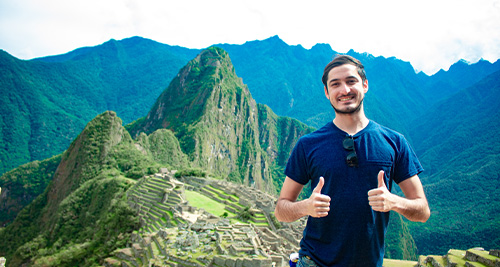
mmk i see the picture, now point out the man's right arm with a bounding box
[274,176,331,222]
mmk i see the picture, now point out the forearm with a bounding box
[392,195,430,222]
[274,198,309,223]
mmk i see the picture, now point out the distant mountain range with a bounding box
[1,36,499,260]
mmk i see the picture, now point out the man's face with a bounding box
[324,64,368,114]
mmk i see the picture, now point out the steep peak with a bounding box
[240,35,288,50]
[265,35,289,48]
[126,47,268,187]
[197,46,231,68]
[43,111,128,221]
[266,35,284,42]
[448,59,470,71]
[130,46,242,136]
[310,43,333,53]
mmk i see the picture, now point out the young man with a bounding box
[274,55,430,267]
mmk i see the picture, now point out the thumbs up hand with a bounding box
[307,176,331,218]
[368,170,394,212]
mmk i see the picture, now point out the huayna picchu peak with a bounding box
[127,47,314,193]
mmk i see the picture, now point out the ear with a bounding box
[363,79,369,93]
[324,86,330,99]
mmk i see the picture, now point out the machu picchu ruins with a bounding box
[100,169,500,267]
[106,169,305,266]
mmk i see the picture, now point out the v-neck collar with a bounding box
[329,120,374,138]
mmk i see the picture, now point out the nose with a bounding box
[340,82,351,94]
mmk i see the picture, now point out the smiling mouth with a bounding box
[338,95,355,102]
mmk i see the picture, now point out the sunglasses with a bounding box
[343,136,358,167]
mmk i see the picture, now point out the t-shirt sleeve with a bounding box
[284,138,310,185]
[393,135,424,184]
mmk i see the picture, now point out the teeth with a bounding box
[339,96,354,102]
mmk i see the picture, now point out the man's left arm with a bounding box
[368,170,430,222]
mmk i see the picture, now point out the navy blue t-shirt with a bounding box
[285,120,423,267]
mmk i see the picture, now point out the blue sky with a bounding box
[1,0,499,75]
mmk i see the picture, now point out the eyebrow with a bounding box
[328,75,359,84]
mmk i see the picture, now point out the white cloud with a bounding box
[0,0,499,74]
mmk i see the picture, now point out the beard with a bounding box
[332,97,364,114]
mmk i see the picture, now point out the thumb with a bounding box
[313,176,325,194]
[377,170,386,188]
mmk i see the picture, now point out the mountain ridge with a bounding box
[0,37,199,175]
[406,69,500,254]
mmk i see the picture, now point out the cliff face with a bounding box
[128,47,314,192]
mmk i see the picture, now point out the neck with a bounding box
[333,110,369,135]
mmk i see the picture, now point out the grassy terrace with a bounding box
[382,259,418,267]
[468,249,500,262]
[448,249,467,266]
[433,255,446,266]
[203,185,244,207]
[185,190,229,216]
[207,185,239,200]
[185,189,270,227]
[185,190,239,222]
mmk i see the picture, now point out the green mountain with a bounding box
[0,111,147,265]
[217,37,500,133]
[0,154,61,226]
[0,37,198,175]
[126,46,314,194]
[0,109,196,265]
[216,36,335,128]
[423,58,500,103]
[407,70,500,255]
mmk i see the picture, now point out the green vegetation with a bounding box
[407,70,500,255]
[237,206,254,222]
[269,212,282,230]
[0,38,199,176]
[174,168,207,178]
[0,154,61,225]
[385,212,418,260]
[1,46,421,264]
[135,129,189,169]
[447,249,467,266]
[382,258,418,267]
[185,190,232,218]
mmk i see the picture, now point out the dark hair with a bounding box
[322,55,367,88]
